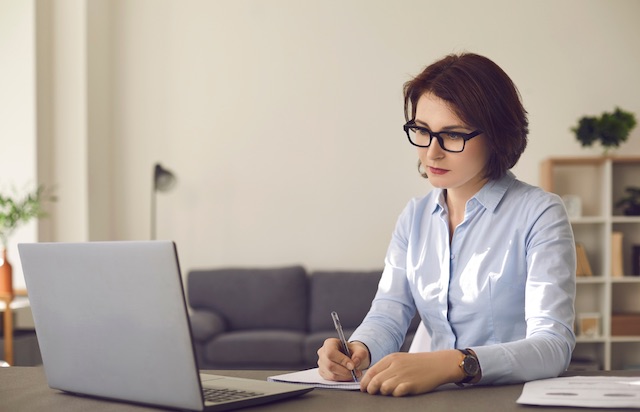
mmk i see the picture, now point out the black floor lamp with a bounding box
[151,163,177,240]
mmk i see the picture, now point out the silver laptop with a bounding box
[18,241,313,411]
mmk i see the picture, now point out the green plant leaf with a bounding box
[572,107,637,149]
[572,116,599,147]
[0,185,55,247]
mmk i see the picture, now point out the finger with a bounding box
[391,382,414,397]
[348,342,370,370]
[317,339,357,381]
[358,361,379,392]
[318,361,357,382]
[326,339,354,365]
[326,340,356,371]
[366,371,400,396]
[365,374,384,395]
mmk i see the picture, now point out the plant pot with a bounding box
[0,247,13,297]
[623,205,640,216]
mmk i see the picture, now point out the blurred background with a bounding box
[2,0,640,290]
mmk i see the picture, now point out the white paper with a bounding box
[268,368,361,390]
[517,376,640,408]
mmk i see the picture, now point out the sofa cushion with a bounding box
[308,270,382,333]
[189,309,226,342]
[188,266,308,331]
[203,330,305,369]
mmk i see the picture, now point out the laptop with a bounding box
[18,240,313,411]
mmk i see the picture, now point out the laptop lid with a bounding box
[18,241,311,411]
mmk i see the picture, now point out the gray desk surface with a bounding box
[1,367,639,412]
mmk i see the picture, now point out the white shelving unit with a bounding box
[541,156,640,371]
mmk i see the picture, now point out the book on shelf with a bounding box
[575,243,593,277]
[611,231,624,277]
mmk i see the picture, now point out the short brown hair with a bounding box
[404,53,528,180]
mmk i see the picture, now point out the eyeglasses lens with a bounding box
[406,128,464,152]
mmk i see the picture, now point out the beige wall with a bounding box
[4,0,640,287]
[0,0,37,290]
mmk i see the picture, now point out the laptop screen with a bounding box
[19,241,205,410]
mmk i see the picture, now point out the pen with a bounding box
[331,311,358,383]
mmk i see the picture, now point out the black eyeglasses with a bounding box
[403,121,483,153]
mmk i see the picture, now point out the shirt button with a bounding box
[450,254,455,260]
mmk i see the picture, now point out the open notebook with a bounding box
[19,241,313,411]
[268,368,361,390]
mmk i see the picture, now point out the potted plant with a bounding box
[571,107,637,154]
[615,186,640,216]
[0,185,54,296]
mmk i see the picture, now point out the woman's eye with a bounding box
[413,127,430,136]
[443,132,464,140]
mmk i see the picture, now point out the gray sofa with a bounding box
[187,266,420,370]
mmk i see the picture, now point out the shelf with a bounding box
[575,336,607,344]
[542,156,640,371]
[611,277,640,284]
[611,216,640,223]
[576,277,606,285]
[610,336,640,343]
[570,217,607,224]
[540,155,640,164]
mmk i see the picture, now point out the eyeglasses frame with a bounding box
[403,121,483,153]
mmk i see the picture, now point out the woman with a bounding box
[317,53,576,396]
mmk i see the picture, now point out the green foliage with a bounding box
[0,186,55,247]
[615,186,640,216]
[572,107,637,152]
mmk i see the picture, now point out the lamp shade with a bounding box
[154,163,176,192]
[151,163,177,240]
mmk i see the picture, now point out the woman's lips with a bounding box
[428,166,449,175]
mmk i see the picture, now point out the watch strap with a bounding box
[456,348,478,387]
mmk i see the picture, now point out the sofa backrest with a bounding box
[308,270,383,333]
[187,266,308,331]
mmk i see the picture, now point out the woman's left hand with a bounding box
[359,350,463,396]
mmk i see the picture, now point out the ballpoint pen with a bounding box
[331,311,359,383]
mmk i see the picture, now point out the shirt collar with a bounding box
[474,171,515,212]
[431,171,516,214]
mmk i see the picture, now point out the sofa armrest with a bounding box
[189,309,227,342]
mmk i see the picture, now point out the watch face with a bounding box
[463,356,480,376]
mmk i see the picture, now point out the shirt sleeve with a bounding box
[472,194,576,384]
[349,199,418,365]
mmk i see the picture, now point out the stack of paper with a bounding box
[517,376,640,408]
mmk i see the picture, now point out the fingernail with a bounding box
[347,362,354,370]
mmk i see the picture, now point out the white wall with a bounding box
[0,0,37,290]
[6,0,640,284]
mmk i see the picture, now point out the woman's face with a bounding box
[415,92,490,196]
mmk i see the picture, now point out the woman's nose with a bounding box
[426,139,446,159]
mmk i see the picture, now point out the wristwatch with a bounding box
[456,348,480,387]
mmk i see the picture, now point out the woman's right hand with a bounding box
[317,338,370,381]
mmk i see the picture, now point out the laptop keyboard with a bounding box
[203,387,264,403]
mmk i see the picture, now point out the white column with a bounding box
[0,0,37,290]
[36,0,90,243]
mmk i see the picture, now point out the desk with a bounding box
[0,367,638,412]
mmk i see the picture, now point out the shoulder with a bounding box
[499,177,570,230]
[505,178,563,209]
[480,172,563,215]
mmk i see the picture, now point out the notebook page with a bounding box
[268,368,361,390]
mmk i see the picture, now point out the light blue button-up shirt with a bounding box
[350,172,576,384]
